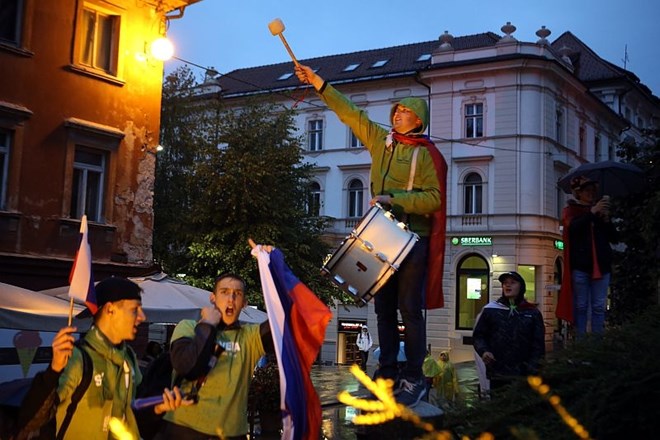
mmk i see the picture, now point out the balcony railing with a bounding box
[461,214,483,226]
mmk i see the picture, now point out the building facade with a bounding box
[0,0,201,290]
[211,23,658,364]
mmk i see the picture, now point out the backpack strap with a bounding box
[55,340,93,440]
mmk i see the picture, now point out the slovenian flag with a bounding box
[68,215,97,314]
[253,246,332,440]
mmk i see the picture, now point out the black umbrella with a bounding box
[557,160,645,197]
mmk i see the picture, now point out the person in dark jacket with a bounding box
[556,176,618,337]
[473,272,545,390]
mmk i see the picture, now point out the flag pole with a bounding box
[68,297,74,326]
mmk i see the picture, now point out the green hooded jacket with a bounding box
[318,83,441,235]
[56,326,141,439]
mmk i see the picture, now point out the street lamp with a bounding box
[149,37,219,78]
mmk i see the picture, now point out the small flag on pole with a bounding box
[69,215,97,315]
[253,246,332,440]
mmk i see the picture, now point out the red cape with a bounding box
[556,203,591,323]
[392,133,448,309]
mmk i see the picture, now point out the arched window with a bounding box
[347,179,364,218]
[464,172,483,214]
[306,181,321,216]
[456,254,490,330]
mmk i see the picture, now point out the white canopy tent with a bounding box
[0,282,88,332]
[39,273,267,324]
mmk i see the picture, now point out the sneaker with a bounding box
[395,378,426,407]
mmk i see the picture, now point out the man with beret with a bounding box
[295,64,448,407]
[15,277,188,440]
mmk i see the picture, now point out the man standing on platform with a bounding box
[296,64,447,407]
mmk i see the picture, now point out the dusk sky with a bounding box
[164,0,659,96]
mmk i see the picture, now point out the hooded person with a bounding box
[355,325,373,371]
[472,272,545,391]
[295,63,447,408]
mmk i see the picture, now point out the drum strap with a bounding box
[407,147,420,191]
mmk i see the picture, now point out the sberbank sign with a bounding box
[452,236,492,246]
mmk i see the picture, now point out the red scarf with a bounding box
[392,132,448,309]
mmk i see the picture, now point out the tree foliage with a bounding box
[154,67,338,307]
[444,306,660,439]
[608,131,660,324]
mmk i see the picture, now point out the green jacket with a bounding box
[164,320,265,437]
[318,83,442,236]
[56,326,141,439]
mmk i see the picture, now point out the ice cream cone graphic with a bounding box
[16,347,38,377]
[13,330,42,377]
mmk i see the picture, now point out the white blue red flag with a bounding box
[253,246,332,440]
[68,215,97,314]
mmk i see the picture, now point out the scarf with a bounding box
[390,131,448,309]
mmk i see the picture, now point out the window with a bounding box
[370,60,388,68]
[0,130,10,210]
[70,147,105,221]
[579,125,586,158]
[456,254,490,330]
[307,119,323,151]
[347,179,364,218]
[463,172,483,214]
[343,63,360,72]
[77,3,120,74]
[306,181,321,216]
[0,0,23,46]
[416,54,431,62]
[465,103,483,138]
[349,130,363,148]
[555,107,564,143]
[594,134,601,161]
[277,72,293,80]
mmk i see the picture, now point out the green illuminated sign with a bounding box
[458,236,492,246]
[554,240,564,250]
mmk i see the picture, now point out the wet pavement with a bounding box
[309,361,480,440]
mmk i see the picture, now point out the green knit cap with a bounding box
[390,97,429,135]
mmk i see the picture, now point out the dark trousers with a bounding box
[374,237,429,381]
[359,350,369,371]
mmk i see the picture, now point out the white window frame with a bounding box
[463,172,483,215]
[75,1,121,76]
[349,130,363,148]
[307,119,323,151]
[71,147,106,222]
[306,181,322,216]
[347,178,364,218]
[465,103,484,138]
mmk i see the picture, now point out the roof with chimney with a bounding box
[208,29,657,103]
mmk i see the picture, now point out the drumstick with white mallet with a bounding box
[268,18,300,68]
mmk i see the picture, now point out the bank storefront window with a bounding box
[456,254,490,330]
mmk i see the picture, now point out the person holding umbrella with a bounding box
[557,175,618,338]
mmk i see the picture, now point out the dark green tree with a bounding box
[153,66,213,275]
[609,131,660,324]
[154,68,338,307]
